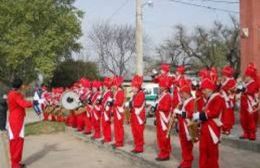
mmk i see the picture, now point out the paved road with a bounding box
[23,133,142,168]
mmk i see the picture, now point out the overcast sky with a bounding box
[73,0,239,52]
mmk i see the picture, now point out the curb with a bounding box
[221,135,260,153]
[66,127,169,168]
[146,123,260,153]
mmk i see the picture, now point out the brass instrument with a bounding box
[166,104,182,138]
[187,98,200,143]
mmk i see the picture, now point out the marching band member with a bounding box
[220,66,236,135]
[84,81,93,135]
[7,78,36,168]
[111,76,125,148]
[195,68,210,112]
[42,87,51,121]
[174,80,195,168]
[76,78,91,132]
[101,77,113,143]
[129,75,146,153]
[172,65,187,111]
[91,80,102,139]
[239,63,259,140]
[152,63,171,83]
[193,78,225,168]
[210,67,219,85]
[155,75,172,161]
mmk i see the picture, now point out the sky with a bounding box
[73,0,239,52]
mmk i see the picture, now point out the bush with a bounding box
[50,60,100,87]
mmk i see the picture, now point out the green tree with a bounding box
[0,0,83,84]
[51,60,100,87]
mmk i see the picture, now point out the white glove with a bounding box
[192,80,198,86]
[193,112,200,121]
[108,97,113,102]
[125,101,130,108]
[152,69,158,75]
[237,83,245,90]
[3,94,7,99]
[174,109,182,115]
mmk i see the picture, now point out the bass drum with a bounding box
[61,91,81,110]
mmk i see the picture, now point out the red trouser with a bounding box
[76,113,86,131]
[221,108,235,132]
[130,115,144,152]
[92,111,101,139]
[199,128,219,168]
[84,114,92,134]
[240,96,258,139]
[178,121,193,168]
[43,113,48,121]
[114,114,124,146]
[10,138,24,168]
[240,110,258,139]
[67,113,77,128]
[101,116,112,142]
[156,120,171,159]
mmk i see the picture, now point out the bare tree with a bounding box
[89,22,135,76]
[156,17,240,74]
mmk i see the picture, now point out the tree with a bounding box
[89,22,136,76]
[50,60,100,87]
[156,17,240,74]
[0,0,83,84]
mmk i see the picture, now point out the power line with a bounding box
[189,0,239,4]
[107,0,130,21]
[169,0,239,14]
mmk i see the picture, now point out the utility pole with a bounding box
[136,0,144,76]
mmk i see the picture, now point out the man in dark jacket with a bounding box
[0,91,8,131]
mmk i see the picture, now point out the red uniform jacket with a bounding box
[201,93,224,144]
[241,80,259,114]
[131,90,146,125]
[176,97,195,141]
[113,89,125,120]
[102,90,113,122]
[156,92,172,131]
[92,91,102,121]
[85,91,93,118]
[8,90,32,140]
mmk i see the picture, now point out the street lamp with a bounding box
[136,0,153,76]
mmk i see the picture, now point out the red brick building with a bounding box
[240,0,260,75]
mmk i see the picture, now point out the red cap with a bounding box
[80,78,91,88]
[222,65,234,78]
[245,63,257,79]
[198,68,210,80]
[180,84,191,93]
[177,65,185,74]
[103,77,113,88]
[160,64,170,73]
[131,75,143,89]
[159,76,172,89]
[210,67,218,83]
[113,76,124,87]
[179,78,191,93]
[200,78,216,91]
[92,80,102,88]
